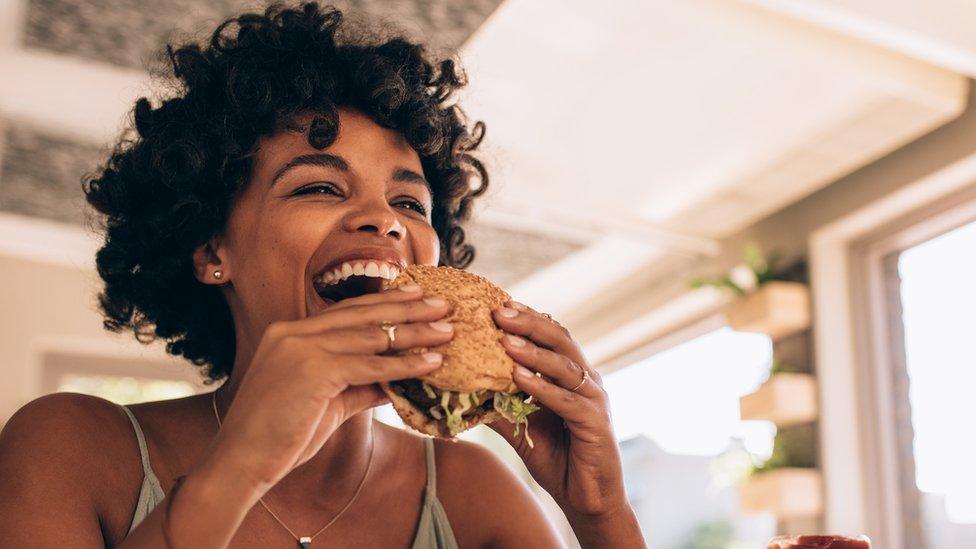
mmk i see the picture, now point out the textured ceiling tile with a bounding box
[23,0,503,70]
[465,222,583,288]
[0,122,104,225]
[0,121,581,284]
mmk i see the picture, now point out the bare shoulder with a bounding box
[0,392,134,466]
[432,437,565,548]
[432,437,523,490]
[0,392,143,546]
[0,392,143,493]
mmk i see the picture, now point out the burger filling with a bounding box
[389,379,540,445]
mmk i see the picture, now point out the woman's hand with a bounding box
[207,285,453,494]
[489,301,644,547]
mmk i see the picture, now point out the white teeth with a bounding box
[316,260,402,288]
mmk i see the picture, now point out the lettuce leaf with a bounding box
[493,391,541,448]
[428,389,540,441]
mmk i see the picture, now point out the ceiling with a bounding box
[0,0,574,287]
[1,0,975,362]
[456,0,971,345]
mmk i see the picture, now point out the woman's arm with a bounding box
[490,302,647,549]
[0,394,106,548]
[118,446,264,548]
[562,503,644,548]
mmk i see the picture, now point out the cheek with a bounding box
[232,207,331,298]
[411,224,441,266]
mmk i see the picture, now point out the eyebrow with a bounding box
[270,153,430,190]
[271,153,349,186]
[392,167,430,190]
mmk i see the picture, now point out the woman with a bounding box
[0,3,644,547]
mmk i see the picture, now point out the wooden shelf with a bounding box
[740,373,818,428]
[741,468,823,519]
[725,281,811,340]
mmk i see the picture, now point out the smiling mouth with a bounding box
[313,259,402,303]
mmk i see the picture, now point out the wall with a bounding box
[575,80,976,355]
[0,252,198,423]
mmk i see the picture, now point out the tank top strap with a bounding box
[412,437,458,548]
[423,436,438,498]
[120,404,154,478]
[120,404,166,536]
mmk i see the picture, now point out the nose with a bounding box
[342,200,405,240]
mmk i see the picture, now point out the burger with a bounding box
[380,265,540,443]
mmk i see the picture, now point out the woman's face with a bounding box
[214,107,440,338]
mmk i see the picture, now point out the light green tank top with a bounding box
[121,405,458,548]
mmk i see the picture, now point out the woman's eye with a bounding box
[394,198,428,216]
[292,183,342,197]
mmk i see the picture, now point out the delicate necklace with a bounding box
[211,390,375,548]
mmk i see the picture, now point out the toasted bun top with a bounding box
[386,265,518,393]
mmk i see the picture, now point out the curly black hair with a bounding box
[83,2,488,383]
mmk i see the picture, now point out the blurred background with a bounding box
[2,0,976,547]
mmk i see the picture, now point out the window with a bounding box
[56,373,196,405]
[41,350,203,405]
[605,327,776,548]
[897,220,976,547]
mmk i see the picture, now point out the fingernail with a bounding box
[422,352,443,364]
[509,301,527,311]
[399,283,421,292]
[424,297,447,307]
[505,334,526,347]
[497,307,518,318]
[429,321,453,333]
[514,365,533,378]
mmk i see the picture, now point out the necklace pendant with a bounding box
[299,536,312,549]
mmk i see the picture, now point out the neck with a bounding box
[212,373,377,509]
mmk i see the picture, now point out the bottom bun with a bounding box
[380,381,503,438]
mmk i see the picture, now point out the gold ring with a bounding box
[380,321,397,351]
[569,367,590,393]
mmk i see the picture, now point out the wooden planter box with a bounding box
[725,281,811,341]
[740,373,818,428]
[741,468,823,518]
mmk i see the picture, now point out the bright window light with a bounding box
[57,374,196,405]
[899,220,976,526]
[605,327,773,456]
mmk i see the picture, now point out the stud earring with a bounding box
[213,270,223,280]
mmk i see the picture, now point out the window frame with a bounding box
[810,152,976,548]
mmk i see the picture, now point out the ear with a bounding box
[192,237,229,285]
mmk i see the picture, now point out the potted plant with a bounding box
[693,243,810,340]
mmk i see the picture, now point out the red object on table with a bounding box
[767,534,871,549]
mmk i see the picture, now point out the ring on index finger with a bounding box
[380,321,397,352]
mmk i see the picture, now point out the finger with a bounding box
[308,320,454,355]
[291,296,452,335]
[511,364,602,425]
[329,352,445,387]
[334,384,390,417]
[500,334,601,398]
[493,304,582,360]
